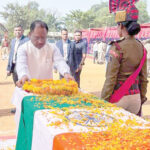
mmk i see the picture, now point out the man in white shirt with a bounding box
[97,41,103,64]
[56,28,76,78]
[93,41,98,64]
[16,20,73,87]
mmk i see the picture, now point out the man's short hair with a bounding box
[30,20,48,32]
[14,24,23,29]
[61,28,68,33]
[74,30,82,35]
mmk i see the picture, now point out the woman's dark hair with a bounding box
[30,20,48,32]
[118,21,141,36]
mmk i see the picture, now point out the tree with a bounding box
[64,0,150,30]
[64,9,96,31]
[64,1,116,30]
[65,10,85,31]
[43,11,60,31]
[136,0,150,24]
[0,1,59,37]
[91,6,115,27]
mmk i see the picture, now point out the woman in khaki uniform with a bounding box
[101,0,148,115]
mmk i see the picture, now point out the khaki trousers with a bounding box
[115,94,141,115]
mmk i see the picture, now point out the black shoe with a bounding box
[11,108,16,113]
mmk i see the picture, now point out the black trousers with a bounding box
[93,51,98,63]
[11,63,18,85]
[74,70,81,88]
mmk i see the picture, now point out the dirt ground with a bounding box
[0,58,150,137]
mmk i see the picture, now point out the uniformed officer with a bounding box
[101,0,148,115]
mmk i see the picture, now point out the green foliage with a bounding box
[64,0,150,31]
[64,1,115,31]
[91,6,115,27]
[0,0,149,36]
[0,1,60,38]
[64,9,96,31]
[136,0,150,24]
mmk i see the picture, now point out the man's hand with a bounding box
[75,64,82,72]
[64,73,74,81]
[16,75,29,88]
[7,71,11,76]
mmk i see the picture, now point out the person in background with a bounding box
[73,30,87,87]
[143,39,150,77]
[7,25,29,85]
[97,41,103,64]
[99,41,107,64]
[101,1,148,115]
[93,41,98,64]
[105,38,124,69]
[1,32,10,60]
[16,20,73,88]
[56,28,76,78]
[105,43,111,68]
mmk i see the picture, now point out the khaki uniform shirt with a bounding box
[101,37,148,104]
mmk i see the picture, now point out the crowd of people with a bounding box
[4,20,88,92]
[1,20,87,86]
[1,24,150,84]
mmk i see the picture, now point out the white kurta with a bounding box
[16,40,70,79]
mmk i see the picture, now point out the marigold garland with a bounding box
[23,78,78,95]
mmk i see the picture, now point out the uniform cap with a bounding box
[109,0,139,22]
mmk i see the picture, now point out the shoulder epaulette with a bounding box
[108,41,114,45]
[116,37,125,43]
[108,37,125,45]
[135,38,142,44]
